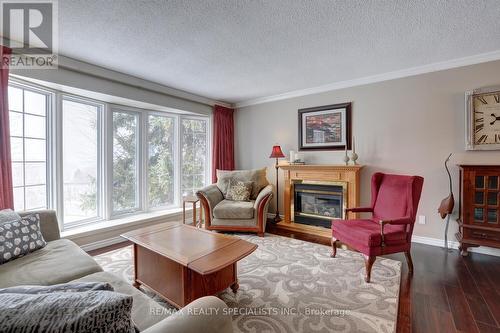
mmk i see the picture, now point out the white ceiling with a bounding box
[59,0,500,105]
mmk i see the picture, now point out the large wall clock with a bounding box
[466,86,500,150]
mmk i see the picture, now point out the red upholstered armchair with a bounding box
[331,172,424,283]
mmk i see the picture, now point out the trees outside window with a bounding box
[112,111,139,213]
[181,118,208,196]
[148,114,175,208]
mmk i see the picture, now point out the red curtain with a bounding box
[212,105,235,182]
[0,46,13,209]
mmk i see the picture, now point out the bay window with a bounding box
[62,97,102,224]
[181,117,209,196]
[147,114,176,209]
[8,79,211,230]
[112,111,140,214]
[8,84,50,212]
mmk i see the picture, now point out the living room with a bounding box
[0,1,500,332]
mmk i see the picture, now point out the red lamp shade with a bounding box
[269,145,285,158]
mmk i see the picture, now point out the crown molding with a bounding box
[55,55,233,108]
[235,50,500,108]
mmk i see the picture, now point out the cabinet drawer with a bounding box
[465,229,500,242]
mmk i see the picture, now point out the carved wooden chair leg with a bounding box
[364,255,376,283]
[331,238,337,258]
[459,244,469,257]
[405,251,414,274]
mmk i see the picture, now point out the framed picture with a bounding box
[298,102,351,151]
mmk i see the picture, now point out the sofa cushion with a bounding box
[70,271,169,331]
[0,214,47,264]
[212,218,258,227]
[332,219,408,248]
[213,199,255,219]
[0,239,102,288]
[216,168,268,199]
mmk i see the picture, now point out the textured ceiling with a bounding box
[59,0,500,104]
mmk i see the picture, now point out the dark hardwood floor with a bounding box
[385,244,500,333]
[88,233,500,333]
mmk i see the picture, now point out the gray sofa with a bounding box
[197,169,273,236]
[0,210,233,333]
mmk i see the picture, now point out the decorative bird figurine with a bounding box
[438,153,455,249]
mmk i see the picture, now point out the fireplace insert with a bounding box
[293,182,345,228]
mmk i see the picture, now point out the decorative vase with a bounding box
[343,152,349,166]
[349,136,358,165]
[349,152,358,165]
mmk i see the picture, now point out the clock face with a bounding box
[473,92,500,145]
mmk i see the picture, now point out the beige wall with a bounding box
[235,60,500,242]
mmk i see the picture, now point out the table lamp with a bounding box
[269,145,285,222]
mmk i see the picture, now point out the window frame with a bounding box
[109,106,143,218]
[58,94,105,229]
[146,111,180,212]
[179,115,211,196]
[8,80,55,212]
[8,78,211,231]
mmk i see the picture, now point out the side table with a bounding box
[182,195,202,227]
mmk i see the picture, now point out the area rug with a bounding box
[94,233,401,333]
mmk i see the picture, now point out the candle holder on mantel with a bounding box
[343,150,350,166]
[349,152,359,165]
[349,136,359,165]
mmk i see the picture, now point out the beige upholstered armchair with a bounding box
[196,168,273,237]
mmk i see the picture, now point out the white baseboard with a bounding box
[411,235,500,257]
[266,214,500,257]
[80,236,126,252]
[81,216,500,258]
[411,235,457,249]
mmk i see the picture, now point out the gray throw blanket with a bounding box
[0,282,136,333]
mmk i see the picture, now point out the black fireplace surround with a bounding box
[293,183,344,228]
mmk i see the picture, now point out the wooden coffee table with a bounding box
[121,224,257,308]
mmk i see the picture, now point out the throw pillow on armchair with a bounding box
[216,168,268,199]
[198,168,273,237]
[225,179,253,201]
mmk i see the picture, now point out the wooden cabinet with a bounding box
[457,165,500,256]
